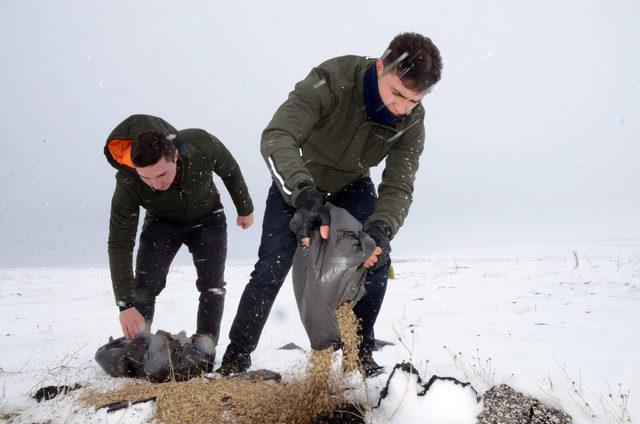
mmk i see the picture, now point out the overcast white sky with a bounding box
[1,0,638,267]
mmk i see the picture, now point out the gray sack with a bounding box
[292,203,377,350]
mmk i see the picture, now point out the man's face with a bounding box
[376,58,426,117]
[135,151,179,191]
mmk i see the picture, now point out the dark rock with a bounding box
[97,400,129,412]
[478,384,572,424]
[278,342,306,352]
[132,396,157,406]
[32,384,82,402]
[97,397,156,414]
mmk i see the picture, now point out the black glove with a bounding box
[364,221,392,270]
[289,182,330,243]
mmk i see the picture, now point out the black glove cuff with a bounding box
[294,181,322,208]
[365,221,392,239]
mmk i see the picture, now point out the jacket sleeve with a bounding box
[261,67,335,206]
[208,134,254,216]
[366,116,426,238]
[108,174,140,306]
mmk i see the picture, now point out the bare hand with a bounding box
[119,307,146,339]
[363,246,384,269]
[237,214,254,229]
[301,225,329,247]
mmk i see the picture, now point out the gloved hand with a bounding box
[289,182,330,245]
[364,221,392,270]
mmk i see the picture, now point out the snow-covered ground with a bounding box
[1,240,638,423]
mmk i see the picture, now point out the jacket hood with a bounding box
[104,114,178,171]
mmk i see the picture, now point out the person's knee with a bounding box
[198,286,226,300]
[249,257,291,288]
[195,271,226,291]
[134,278,166,303]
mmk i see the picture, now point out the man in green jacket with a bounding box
[104,114,254,346]
[218,33,442,376]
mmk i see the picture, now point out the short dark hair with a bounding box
[382,32,443,93]
[130,130,176,167]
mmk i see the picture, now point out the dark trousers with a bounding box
[225,178,388,358]
[133,210,227,341]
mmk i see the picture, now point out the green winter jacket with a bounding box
[105,114,253,306]
[261,55,426,238]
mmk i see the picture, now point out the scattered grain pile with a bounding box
[84,302,364,424]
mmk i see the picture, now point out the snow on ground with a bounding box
[370,367,483,424]
[0,240,638,423]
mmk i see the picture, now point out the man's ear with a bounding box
[376,58,384,75]
[174,149,179,162]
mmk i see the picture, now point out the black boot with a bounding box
[359,351,384,377]
[215,343,251,376]
[172,334,216,380]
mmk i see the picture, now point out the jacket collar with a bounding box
[356,58,419,130]
[362,62,403,126]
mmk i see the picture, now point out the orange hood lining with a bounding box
[108,139,135,169]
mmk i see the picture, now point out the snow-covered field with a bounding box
[1,240,638,423]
